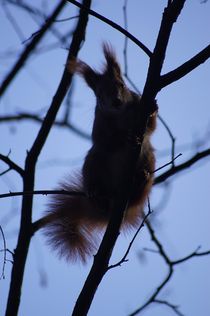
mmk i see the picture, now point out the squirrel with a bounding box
[37,44,157,263]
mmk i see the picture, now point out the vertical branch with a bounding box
[123,0,129,76]
[142,0,186,103]
[72,2,186,316]
[122,1,177,165]
[0,225,7,280]
[122,0,141,93]
[5,1,91,316]
[158,114,176,166]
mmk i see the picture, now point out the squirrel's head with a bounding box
[69,43,133,113]
[68,43,157,121]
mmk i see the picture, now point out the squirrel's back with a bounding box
[40,44,157,263]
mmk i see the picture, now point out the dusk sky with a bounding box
[1,1,210,316]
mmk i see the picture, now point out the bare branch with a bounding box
[153,300,184,316]
[0,113,90,140]
[153,153,182,173]
[146,220,171,265]
[5,1,92,315]
[0,1,66,98]
[158,114,176,166]
[0,153,24,177]
[128,267,174,316]
[129,222,210,315]
[172,246,210,265]
[142,0,186,100]
[160,44,210,89]
[121,2,177,167]
[72,2,188,315]
[2,2,25,42]
[0,189,85,199]
[67,0,152,57]
[108,209,151,270]
[155,148,210,184]
[0,225,7,279]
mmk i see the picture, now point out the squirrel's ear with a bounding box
[103,43,122,77]
[68,59,99,92]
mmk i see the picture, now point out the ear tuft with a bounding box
[68,59,99,92]
[102,42,122,76]
[103,42,116,63]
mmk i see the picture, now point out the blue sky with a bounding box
[1,1,210,316]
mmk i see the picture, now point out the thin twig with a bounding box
[108,209,151,270]
[129,224,210,315]
[153,153,182,173]
[0,225,7,279]
[67,0,152,57]
[0,0,66,98]
[0,113,90,140]
[155,148,210,184]
[172,246,210,265]
[0,190,85,199]
[153,299,184,316]
[158,114,176,166]
[146,220,171,265]
[2,2,25,42]
[128,267,174,316]
[0,153,24,177]
[160,44,210,89]
[5,1,91,315]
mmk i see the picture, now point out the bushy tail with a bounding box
[37,175,109,263]
[36,174,147,263]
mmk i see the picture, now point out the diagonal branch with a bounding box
[5,1,92,315]
[128,266,174,316]
[153,300,184,316]
[72,2,186,316]
[155,148,210,184]
[67,0,152,57]
[108,209,151,270]
[0,153,24,177]
[0,0,66,98]
[160,44,210,89]
[172,246,210,265]
[129,214,210,316]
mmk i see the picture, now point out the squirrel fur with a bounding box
[39,44,157,263]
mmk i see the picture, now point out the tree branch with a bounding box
[0,113,90,140]
[142,0,186,100]
[153,300,184,316]
[71,2,186,316]
[5,1,91,315]
[0,153,24,177]
[0,0,66,98]
[0,189,85,199]
[108,209,151,270]
[157,114,176,166]
[155,148,210,184]
[172,246,210,265]
[0,225,7,280]
[160,44,210,88]
[129,221,210,315]
[67,0,152,57]
[153,153,182,174]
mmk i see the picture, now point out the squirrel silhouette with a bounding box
[37,44,157,263]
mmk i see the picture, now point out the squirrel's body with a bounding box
[40,45,157,263]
